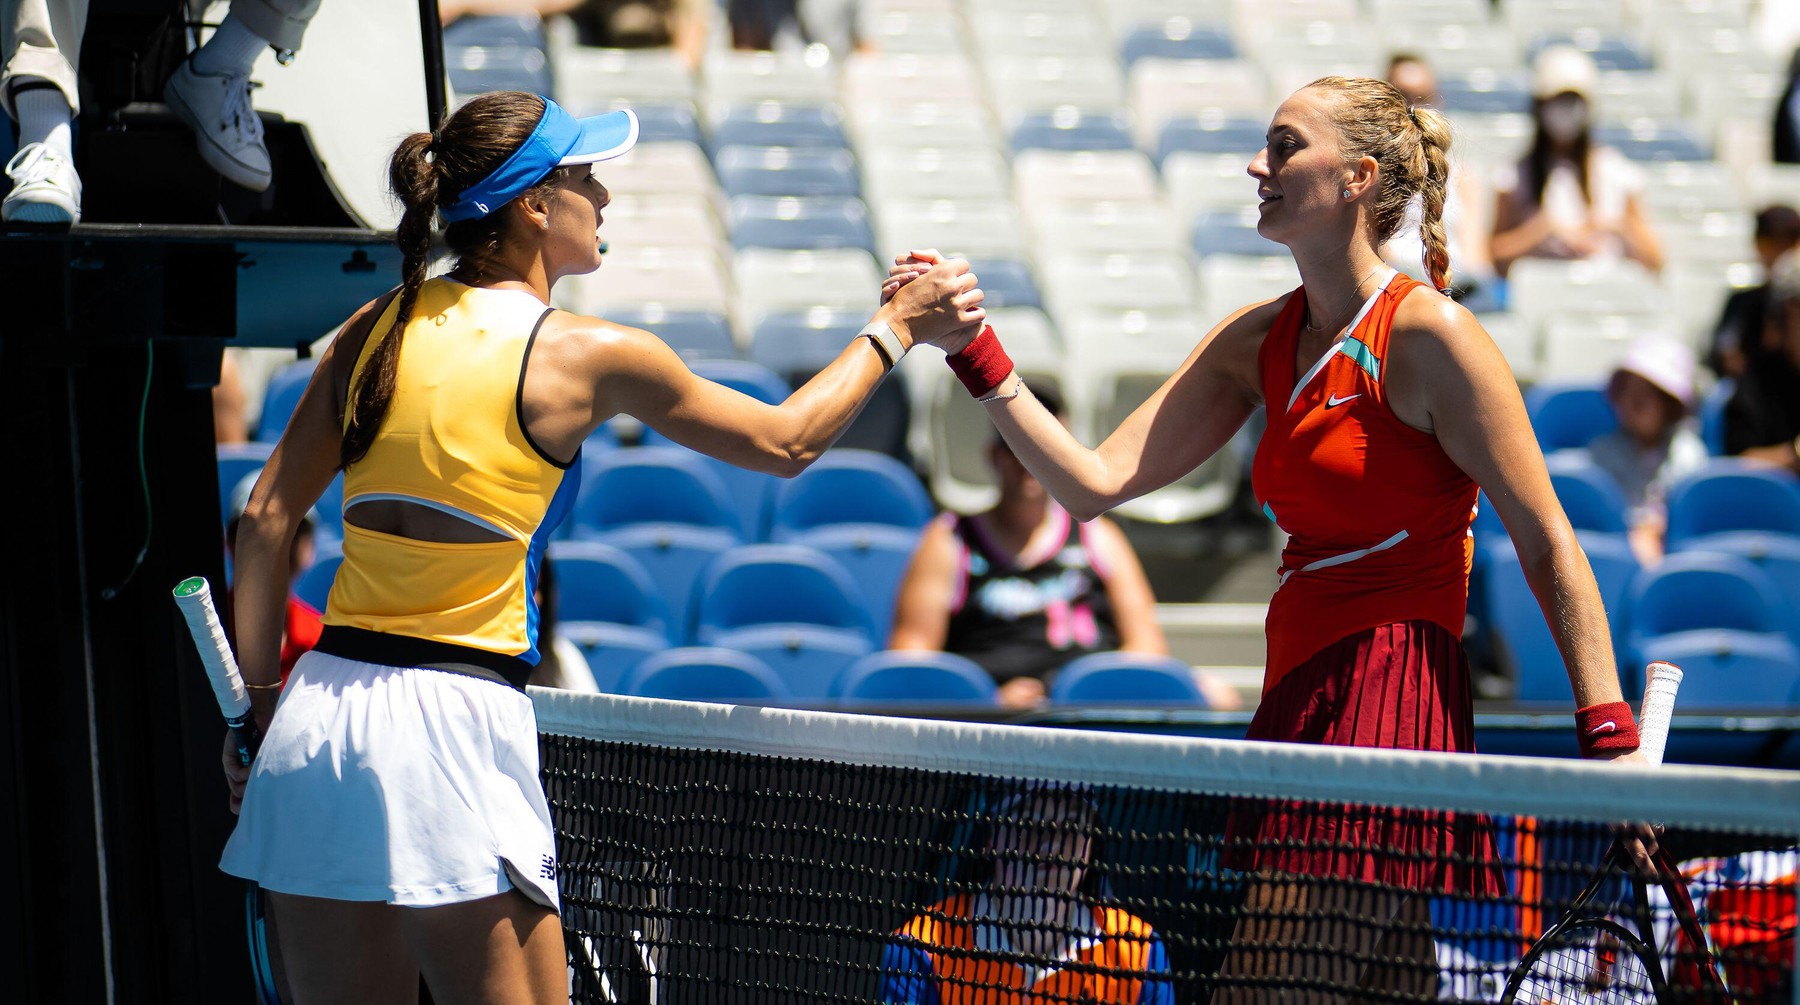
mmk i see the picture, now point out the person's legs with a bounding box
[266,890,422,1005]
[1214,876,1410,1005]
[1,0,85,119]
[402,889,568,1005]
[2,0,84,222]
[1356,893,1438,999]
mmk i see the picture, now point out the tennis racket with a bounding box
[172,576,281,1005]
[1500,662,1728,1005]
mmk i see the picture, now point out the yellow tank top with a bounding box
[322,277,578,675]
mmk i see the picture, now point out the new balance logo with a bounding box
[1587,721,1617,735]
[1325,393,1361,409]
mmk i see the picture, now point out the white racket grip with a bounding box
[1638,661,1683,767]
[172,577,251,722]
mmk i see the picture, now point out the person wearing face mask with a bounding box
[1490,45,1663,277]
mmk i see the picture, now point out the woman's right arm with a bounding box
[1489,187,1562,275]
[887,517,958,652]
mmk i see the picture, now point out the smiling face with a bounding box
[1248,88,1357,250]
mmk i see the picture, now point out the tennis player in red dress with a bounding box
[899,75,1654,1000]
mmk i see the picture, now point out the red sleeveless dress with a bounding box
[1228,273,1505,896]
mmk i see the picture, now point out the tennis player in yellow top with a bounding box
[220,90,987,1004]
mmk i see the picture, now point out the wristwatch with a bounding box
[859,321,907,370]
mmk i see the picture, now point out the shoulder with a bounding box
[1386,287,1508,408]
[533,309,682,379]
[1390,284,1482,358]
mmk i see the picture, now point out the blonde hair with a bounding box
[1308,76,1455,292]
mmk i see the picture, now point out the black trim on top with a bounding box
[516,307,577,469]
[315,625,533,691]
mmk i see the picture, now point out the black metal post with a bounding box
[418,0,449,130]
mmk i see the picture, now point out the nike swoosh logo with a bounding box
[1588,721,1616,735]
[1325,393,1361,409]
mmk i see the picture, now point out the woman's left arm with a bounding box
[1385,294,1628,716]
[1616,191,1664,274]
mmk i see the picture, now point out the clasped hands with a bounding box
[877,249,988,355]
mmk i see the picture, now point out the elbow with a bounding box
[1061,493,1113,524]
[767,441,817,479]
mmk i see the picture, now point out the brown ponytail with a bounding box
[341,91,578,468]
[1308,76,1457,292]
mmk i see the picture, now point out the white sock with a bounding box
[191,13,268,77]
[11,82,73,158]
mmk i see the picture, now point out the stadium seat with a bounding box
[700,51,835,107]
[1526,34,1651,72]
[618,648,791,703]
[1049,652,1208,706]
[589,142,716,198]
[1590,70,1684,124]
[217,443,275,525]
[831,651,999,706]
[1633,630,1800,710]
[1030,200,1185,255]
[548,540,674,641]
[624,103,703,146]
[1042,252,1198,315]
[767,450,932,542]
[1012,149,1159,205]
[558,621,664,694]
[1009,110,1136,154]
[1438,72,1532,116]
[1163,152,1266,217]
[313,473,346,543]
[708,103,849,152]
[1488,533,1639,702]
[748,310,912,460]
[602,306,737,360]
[443,15,552,96]
[863,147,1012,204]
[714,145,861,199]
[1665,463,1800,549]
[708,623,875,700]
[842,54,985,112]
[971,9,1105,59]
[589,524,742,642]
[1699,378,1733,456]
[986,57,1126,118]
[1192,208,1286,259]
[960,259,1043,311]
[552,46,695,109]
[635,360,789,535]
[693,544,876,643]
[293,542,342,613]
[570,447,747,541]
[557,245,731,314]
[1524,383,1616,453]
[1625,552,1795,681]
[790,524,922,642]
[1545,453,1629,535]
[680,358,792,406]
[1668,532,1800,652]
[1196,256,1300,321]
[1592,122,1711,163]
[728,196,874,255]
[1539,314,1669,382]
[590,193,726,256]
[1119,23,1238,65]
[1156,116,1268,164]
[734,249,882,316]
[874,198,1029,261]
[255,358,317,442]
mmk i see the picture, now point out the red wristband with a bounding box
[945,326,1013,398]
[1575,701,1639,757]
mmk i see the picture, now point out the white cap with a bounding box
[1533,45,1597,100]
[1611,334,1696,410]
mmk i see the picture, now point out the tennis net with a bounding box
[532,690,1800,1004]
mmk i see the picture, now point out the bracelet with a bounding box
[978,372,1024,404]
[1574,701,1639,757]
[945,326,1013,398]
[245,680,283,692]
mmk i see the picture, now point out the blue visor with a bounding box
[440,97,639,223]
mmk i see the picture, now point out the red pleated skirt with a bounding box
[1224,620,1508,896]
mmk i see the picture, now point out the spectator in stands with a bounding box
[1490,45,1663,277]
[727,0,862,59]
[1711,205,1800,377]
[1381,53,1498,303]
[438,0,710,70]
[526,556,601,692]
[215,350,250,445]
[225,474,321,686]
[886,383,1192,710]
[1580,335,1707,566]
[2,0,321,223]
[1724,249,1800,471]
[882,787,1174,1005]
[1775,46,1800,165]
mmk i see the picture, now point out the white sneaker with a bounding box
[164,56,272,192]
[2,143,82,224]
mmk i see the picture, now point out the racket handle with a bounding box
[1638,661,1683,767]
[173,576,262,762]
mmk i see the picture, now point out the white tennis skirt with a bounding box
[219,650,561,911]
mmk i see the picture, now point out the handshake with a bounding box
[873,249,989,356]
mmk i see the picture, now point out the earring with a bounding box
[1342,189,1352,199]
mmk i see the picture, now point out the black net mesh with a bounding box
[539,727,1795,1005]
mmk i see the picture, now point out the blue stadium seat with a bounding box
[1642,631,1800,709]
[715,145,860,198]
[313,473,346,543]
[255,358,317,442]
[1625,552,1794,681]
[1665,463,1800,549]
[217,443,275,524]
[618,647,791,703]
[831,650,999,706]
[549,540,673,640]
[684,358,792,405]
[1671,532,1800,652]
[1156,117,1267,164]
[767,450,932,541]
[708,103,849,152]
[589,524,740,642]
[626,103,702,145]
[790,524,922,641]
[1438,73,1532,115]
[1011,111,1135,154]
[293,542,342,613]
[1488,533,1639,702]
[693,544,875,643]
[728,196,874,254]
[748,313,912,461]
[1527,35,1652,72]
[559,621,664,693]
[570,447,747,540]
[604,307,737,360]
[1191,209,1284,258]
[1049,653,1208,706]
[1525,382,1616,453]
[1545,453,1629,535]
[1592,123,1710,163]
[710,624,874,699]
[443,16,552,95]
[1119,24,1238,65]
[962,259,1043,311]
[1699,378,1733,455]
[639,360,791,536]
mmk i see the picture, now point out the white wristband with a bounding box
[858,321,906,370]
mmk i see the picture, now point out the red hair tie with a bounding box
[945,326,1013,399]
[1575,701,1640,757]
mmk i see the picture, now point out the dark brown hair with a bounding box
[1525,95,1592,214]
[342,91,581,468]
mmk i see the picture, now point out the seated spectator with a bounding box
[526,556,600,692]
[1711,205,1800,378]
[889,385,1222,710]
[214,349,249,445]
[882,787,1174,1005]
[438,0,710,69]
[1580,336,1708,566]
[1380,53,1498,302]
[1490,46,1663,277]
[225,474,321,685]
[727,0,861,59]
[1725,250,1800,472]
